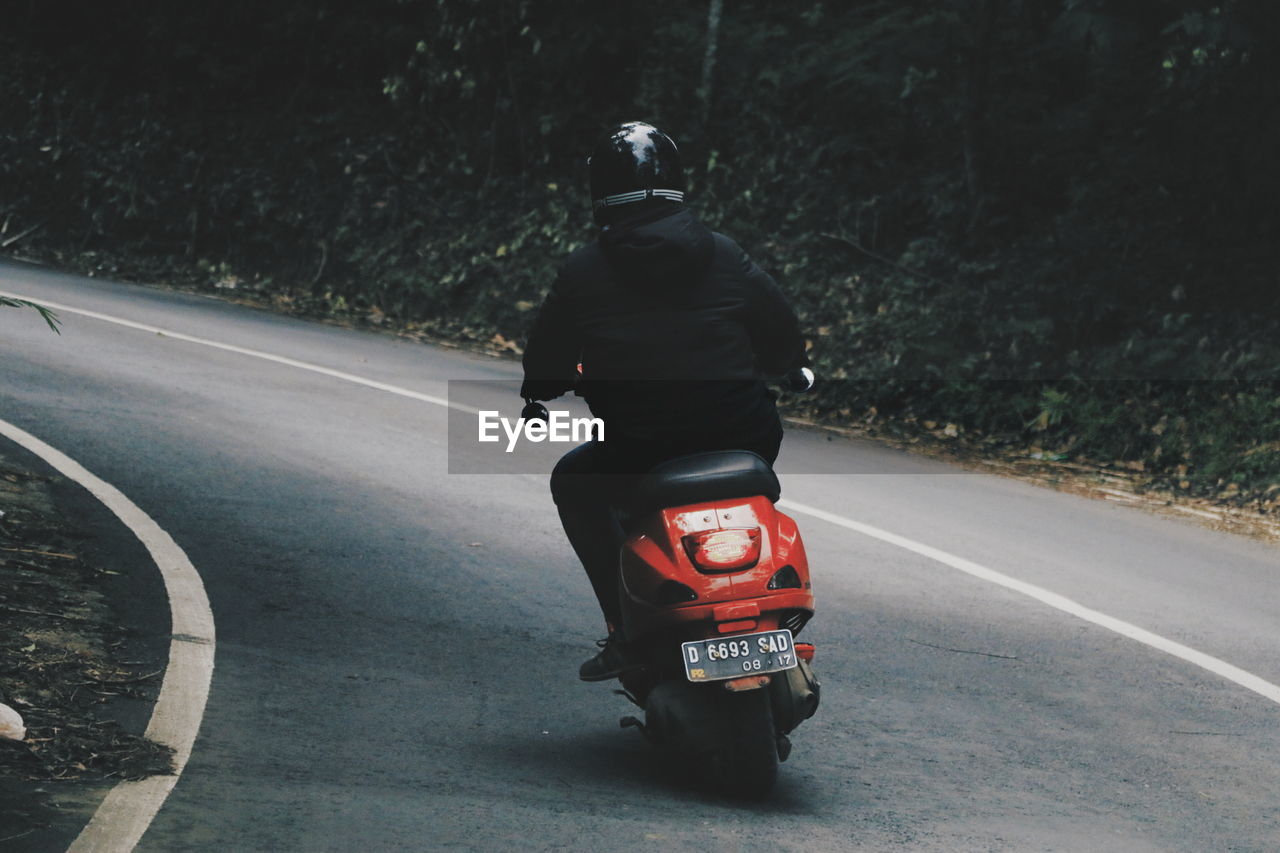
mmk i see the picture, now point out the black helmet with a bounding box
[589,122,685,218]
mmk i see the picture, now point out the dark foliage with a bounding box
[2,0,1277,501]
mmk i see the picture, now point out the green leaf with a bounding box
[0,297,60,334]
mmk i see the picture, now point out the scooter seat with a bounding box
[630,450,780,515]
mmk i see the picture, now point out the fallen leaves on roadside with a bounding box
[0,455,174,838]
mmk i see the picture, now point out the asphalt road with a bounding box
[2,259,1278,852]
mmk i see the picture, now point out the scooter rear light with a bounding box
[682,528,762,571]
[795,643,815,663]
[724,675,772,692]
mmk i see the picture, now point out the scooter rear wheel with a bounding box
[702,689,778,798]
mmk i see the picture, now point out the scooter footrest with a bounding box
[776,734,793,762]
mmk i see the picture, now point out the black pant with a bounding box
[549,420,783,630]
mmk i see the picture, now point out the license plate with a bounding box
[681,629,798,683]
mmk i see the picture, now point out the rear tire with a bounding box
[702,689,778,798]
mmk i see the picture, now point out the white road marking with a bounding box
[779,498,1280,707]
[0,419,216,852]
[0,289,480,414]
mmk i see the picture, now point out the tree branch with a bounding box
[698,0,724,128]
[0,218,50,249]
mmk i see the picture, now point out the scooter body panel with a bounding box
[619,496,814,643]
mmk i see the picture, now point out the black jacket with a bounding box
[521,205,806,444]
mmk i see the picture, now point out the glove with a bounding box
[521,400,549,422]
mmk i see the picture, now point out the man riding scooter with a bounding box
[521,121,810,681]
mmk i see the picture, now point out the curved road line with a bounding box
[0,419,216,853]
[780,498,1280,707]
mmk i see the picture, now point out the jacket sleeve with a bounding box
[520,272,581,401]
[740,250,809,376]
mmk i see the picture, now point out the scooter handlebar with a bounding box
[785,366,816,393]
[521,399,550,422]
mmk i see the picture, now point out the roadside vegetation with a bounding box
[0,298,59,333]
[2,0,1276,511]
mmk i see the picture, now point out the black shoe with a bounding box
[579,634,639,682]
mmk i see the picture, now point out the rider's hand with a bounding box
[521,400,550,422]
[519,378,573,402]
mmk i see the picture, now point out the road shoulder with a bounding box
[0,441,171,851]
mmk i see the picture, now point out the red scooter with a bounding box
[525,374,820,797]
[613,449,819,796]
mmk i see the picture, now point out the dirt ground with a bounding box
[0,450,171,848]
